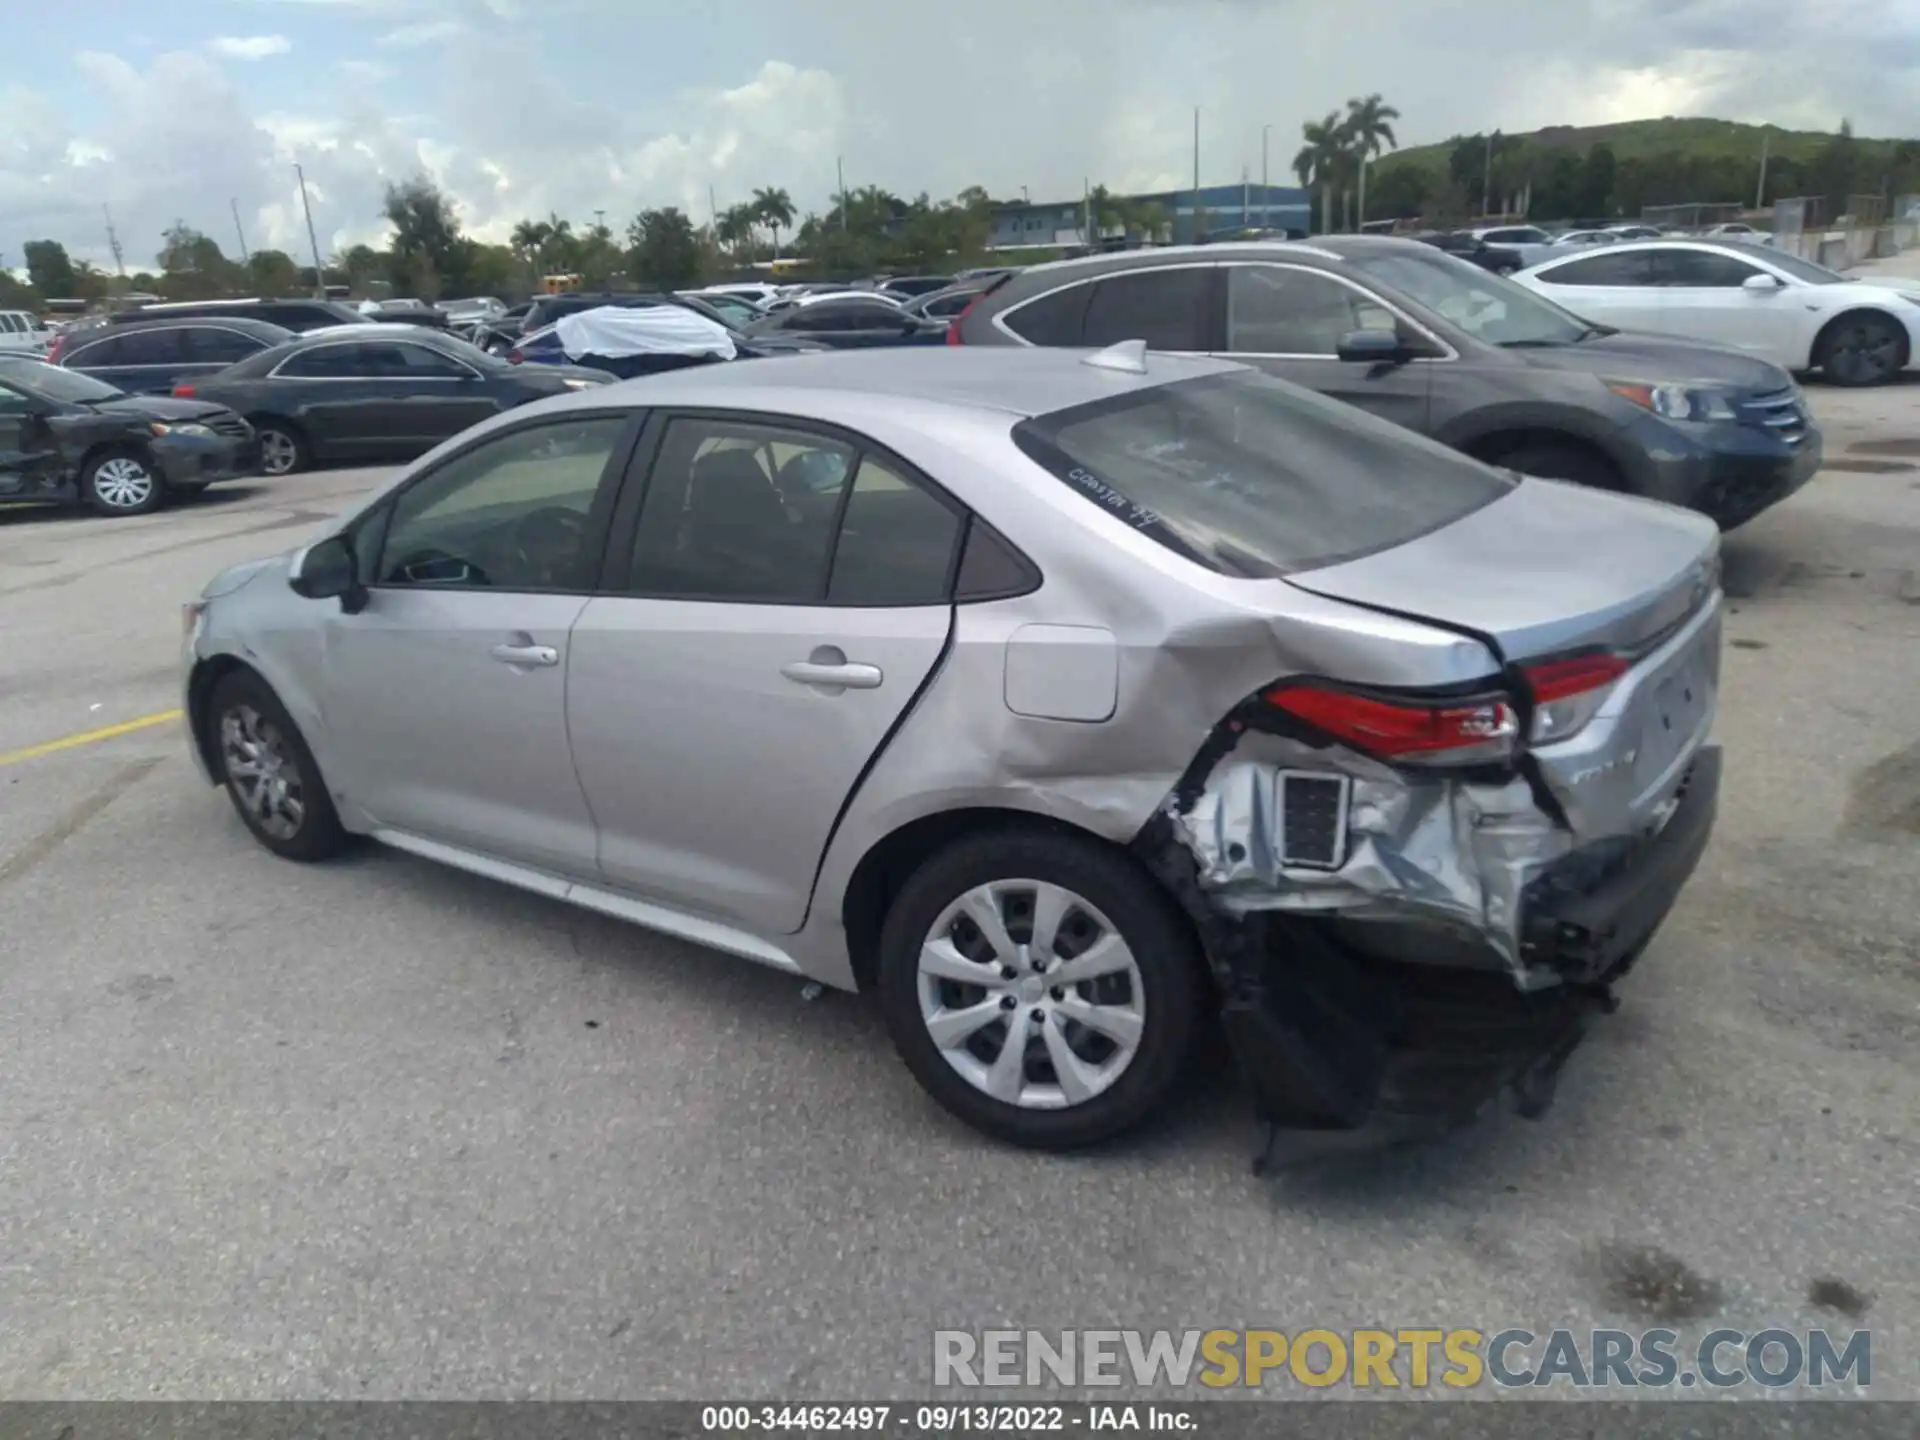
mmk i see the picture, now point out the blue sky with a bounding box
[4,0,1913,273]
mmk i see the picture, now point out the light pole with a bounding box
[294,163,324,295]
[1261,124,1271,231]
[837,156,847,232]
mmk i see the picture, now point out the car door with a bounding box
[0,378,63,499]
[268,342,398,457]
[1521,248,1660,330]
[1212,262,1433,432]
[319,412,638,876]
[566,412,965,934]
[373,339,501,443]
[179,325,270,384]
[1644,248,1795,363]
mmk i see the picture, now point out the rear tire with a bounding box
[877,829,1204,1150]
[1492,442,1622,492]
[206,671,348,862]
[1814,312,1907,387]
[254,420,310,476]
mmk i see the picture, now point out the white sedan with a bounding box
[1513,239,1920,386]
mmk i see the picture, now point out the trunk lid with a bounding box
[1284,477,1720,664]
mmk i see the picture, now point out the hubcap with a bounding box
[916,879,1145,1110]
[92,456,155,509]
[259,430,298,475]
[219,704,306,840]
[1832,323,1900,384]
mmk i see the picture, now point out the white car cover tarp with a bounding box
[554,305,737,361]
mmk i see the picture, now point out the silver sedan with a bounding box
[182,345,1724,1152]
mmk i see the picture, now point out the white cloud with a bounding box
[376,20,466,47]
[209,34,293,60]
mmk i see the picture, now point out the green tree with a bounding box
[336,243,385,296]
[23,240,77,298]
[1814,119,1860,219]
[157,223,240,299]
[1342,94,1400,225]
[1579,144,1617,217]
[1366,164,1429,221]
[0,271,37,308]
[509,217,553,281]
[577,223,622,286]
[462,243,520,297]
[627,207,703,288]
[1294,112,1346,233]
[382,176,467,300]
[753,186,796,257]
[247,248,301,297]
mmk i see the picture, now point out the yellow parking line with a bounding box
[0,709,183,768]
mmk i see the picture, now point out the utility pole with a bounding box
[294,163,324,295]
[1261,124,1271,231]
[593,208,606,233]
[1755,132,1771,211]
[708,185,718,240]
[837,156,848,232]
[102,204,125,278]
[230,199,250,264]
[1083,176,1091,249]
[1192,106,1201,242]
[1482,132,1493,219]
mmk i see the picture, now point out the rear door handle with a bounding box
[781,660,882,690]
[490,640,559,668]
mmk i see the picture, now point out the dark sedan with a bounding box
[0,356,257,517]
[51,315,293,396]
[742,294,948,349]
[173,325,610,475]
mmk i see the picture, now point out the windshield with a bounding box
[1344,246,1594,346]
[1012,368,1513,577]
[0,358,125,403]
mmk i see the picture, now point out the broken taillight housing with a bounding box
[1521,653,1630,744]
[1264,683,1519,766]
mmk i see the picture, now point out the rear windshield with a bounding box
[1012,368,1514,577]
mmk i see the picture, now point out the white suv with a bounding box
[0,310,52,353]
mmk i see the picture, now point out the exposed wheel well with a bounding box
[1459,428,1624,488]
[1812,308,1912,367]
[840,807,1167,991]
[249,413,305,438]
[185,654,258,783]
[75,440,154,482]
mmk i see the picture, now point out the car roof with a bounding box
[84,314,290,338]
[1537,237,1780,263]
[995,239,1362,289]
[530,345,1242,422]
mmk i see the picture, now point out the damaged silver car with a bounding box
[182,344,1722,1153]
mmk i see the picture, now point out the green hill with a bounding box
[1364,116,1918,223]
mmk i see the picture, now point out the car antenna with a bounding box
[1082,339,1149,374]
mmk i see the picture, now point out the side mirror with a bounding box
[288,534,367,612]
[1742,273,1784,293]
[1335,329,1412,366]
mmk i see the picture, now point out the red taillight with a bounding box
[1520,652,1629,744]
[507,349,524,364]
[172,383,197,398]
[1521,653,1629,703]
[45,334,66,364]
[1264,683,1518,764]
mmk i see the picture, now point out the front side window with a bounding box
[1345,247,1596,347]
[277,345,362,378]
[1081,268,1211,350]
[185,328,266,363]
[1013,369,1512,577]
[1224,266,1404,355]
[374,416,627,591]
[112,328,188,366]
[0,381,31,413]
[1530,251,1657,287]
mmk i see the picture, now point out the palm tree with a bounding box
[752,186,796,258]
[1294,112,1346,233]
[509,218,553,281]
[1343,94,1402,227]
[716,203,757,263]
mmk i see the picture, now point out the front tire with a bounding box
[254,421,310,476]
[878,830,1203,1150]
[1493,442,1622,492]
[81,448,166,517]
[1814,312,1907,387]
[207,671,347,862]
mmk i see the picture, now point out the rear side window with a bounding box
[1012,369,1513,577]
[112,328,189,365]
[1535,251,1655,286]
[65,333,128,367]
[1081,269,1211,350]
[826,456,963,605]
[1001,284,1092,345]
[185,328,266,363]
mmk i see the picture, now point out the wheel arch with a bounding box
[1811,306,1912,373]
[185,654,260,784]
[1456,427,1628,489]
[838,806,1192,992]
[75,438,157,482]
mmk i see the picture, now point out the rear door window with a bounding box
[1012,368,1513,576]
[1651,250,1763,287]
[1535,251,1656,286]
[112,328,189,366]
[1224,266,1401,355]
[1000,283,1092,345]
[184,327,266,363]
[1080,268,1212,350]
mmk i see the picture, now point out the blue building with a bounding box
[988,183,1312,250]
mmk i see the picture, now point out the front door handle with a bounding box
[781,645,883,692]
[490,639,559,668]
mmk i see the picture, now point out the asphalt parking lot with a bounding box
[2,383,1916,1401]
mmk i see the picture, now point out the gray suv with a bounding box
[951,237,1822,530]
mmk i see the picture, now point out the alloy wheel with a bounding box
[915,879,1145,1110]
[91,456,156,510]
[259,430,300,476]
[1826,319,1902,385]
[219,703,307,841]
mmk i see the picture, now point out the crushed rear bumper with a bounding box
[1137,746,1720,1133]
